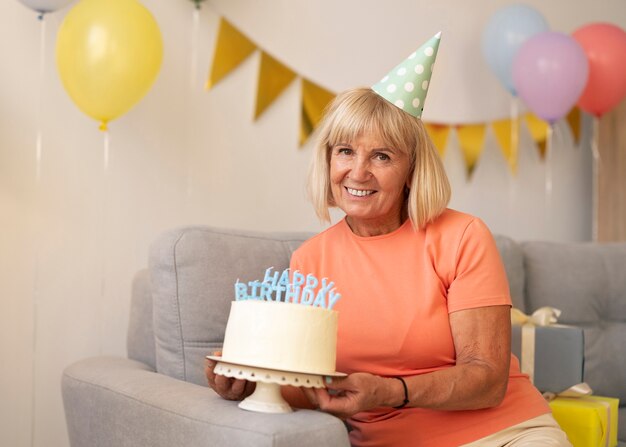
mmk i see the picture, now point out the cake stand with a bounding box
[212,360,328,413]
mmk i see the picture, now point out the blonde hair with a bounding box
[307,87,451,230]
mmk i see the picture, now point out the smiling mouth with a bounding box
[346,187,375,197]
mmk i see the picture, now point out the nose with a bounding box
[349,156,371,182]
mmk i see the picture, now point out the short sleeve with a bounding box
[289,247,306,279]
[446,218,512,313]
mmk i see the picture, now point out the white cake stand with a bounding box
[212,360,327,413]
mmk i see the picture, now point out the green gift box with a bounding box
[549,395,619,447]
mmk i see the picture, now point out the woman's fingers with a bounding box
[205,358,218,386]
[205,353,256,401]
[244,379,257,398]
[230,378,247,396]
[302,387,320,408]
[214,372,235,396]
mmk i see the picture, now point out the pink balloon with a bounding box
[573,23,626,117]
[512,32,589,124]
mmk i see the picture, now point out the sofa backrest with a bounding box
[522,241,626,401]
[128,226,625,403]
[144,226,312,386]
[127,227,526,380]
[127,269,156,369]
[494,235,526,311]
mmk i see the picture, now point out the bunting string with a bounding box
[206,17,584,171]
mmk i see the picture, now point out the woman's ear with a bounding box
[405,170,414,189]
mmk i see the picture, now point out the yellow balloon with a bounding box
[56,0,163,130]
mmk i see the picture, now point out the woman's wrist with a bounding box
[379,376,409,408]
[391,377,409,408]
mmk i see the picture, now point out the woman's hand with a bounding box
[205,351,256,401]
[303,373,401,419]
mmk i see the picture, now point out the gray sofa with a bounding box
[62,225,626,446]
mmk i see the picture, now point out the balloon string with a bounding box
[35,16,47,184]
[103,130,110,172]
[507,97,519,233]
[510,96,519,175]
[186,8,200,203]
[100,130,110,356]
[545,124,554,236]
[190,8,200,90]
[591,117,601,241]
[31,16,47,447]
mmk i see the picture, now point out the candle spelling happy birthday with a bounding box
[234,267,341,310]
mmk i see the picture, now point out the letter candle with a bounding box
[234,267,342,309]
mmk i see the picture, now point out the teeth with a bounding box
[347,187,374,197]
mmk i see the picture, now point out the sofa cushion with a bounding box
[149,226,312,386]
[522,241,626,402]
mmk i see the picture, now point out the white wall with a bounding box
[1,0,624,445]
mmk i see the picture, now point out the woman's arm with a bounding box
[404,304,511,409]
[311,305,511,418]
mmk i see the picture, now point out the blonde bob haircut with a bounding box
[307,87,451,230]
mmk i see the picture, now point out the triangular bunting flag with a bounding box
[300,79,335,146]
[566,107,581,145]
[492,118,520,174]
[456,124,487,178]
[524,113,549,159]
[424,123,451,158]
[206,18,257,90]
[255,51,297,119]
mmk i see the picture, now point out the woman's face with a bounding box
[329,131,412,236]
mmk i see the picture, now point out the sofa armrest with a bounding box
[62,357,350,447]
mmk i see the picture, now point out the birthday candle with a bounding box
[234,267,341,308]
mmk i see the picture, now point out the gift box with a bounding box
[549,395,619,447]
[511,324,584,393]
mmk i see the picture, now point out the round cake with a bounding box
[220,300,340,375]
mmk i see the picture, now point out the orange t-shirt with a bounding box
[290,209,549,447]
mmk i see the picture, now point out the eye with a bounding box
[374,152,390,161]
[336,147,353,156]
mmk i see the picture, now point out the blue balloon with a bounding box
[18,0,73,15]
[482,4,550,95]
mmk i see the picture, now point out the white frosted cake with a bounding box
[220,300,339,375]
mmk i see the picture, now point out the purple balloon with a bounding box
[512,32,589,123]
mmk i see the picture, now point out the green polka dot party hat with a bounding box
[372,32,441,119]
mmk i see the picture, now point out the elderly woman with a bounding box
[207,35,571,447]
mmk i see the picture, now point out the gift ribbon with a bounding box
[511,307,562,383]
[543,383,612,447]
[542,382,592,401]
[511,306,561,326]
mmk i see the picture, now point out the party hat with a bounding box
[372,32,441,118]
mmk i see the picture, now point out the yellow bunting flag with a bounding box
[566,107,581,145]
[255,51,297,119]
[206,18,257,90]
[525,113,549,159]
[425,123,451,158]
[204,13,583,180]
[492,118,520,174]
[456,124,487,178]
[300,78,335,146]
